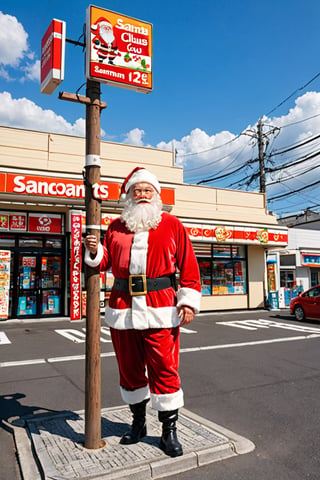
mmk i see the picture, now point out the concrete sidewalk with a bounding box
[10,405,255,480]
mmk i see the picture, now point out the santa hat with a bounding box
[91,17,112,33]
[120,167,161,200]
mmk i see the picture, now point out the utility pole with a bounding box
[59,82,106,449]
[243,119,279,210]
[257,119,266,194]
[84,79,105,450]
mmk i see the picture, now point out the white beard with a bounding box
[100,25,115,45]
[120,194,162,232]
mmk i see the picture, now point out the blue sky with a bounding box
[2,0,320,218]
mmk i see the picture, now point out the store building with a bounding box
[0,126,288,320]
[271,227,320,308]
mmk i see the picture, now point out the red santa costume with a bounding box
[84,168,201,413]
[91,17,119,65]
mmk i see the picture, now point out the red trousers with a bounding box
[110,327,181,396]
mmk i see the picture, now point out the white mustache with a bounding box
[136,198,152,204]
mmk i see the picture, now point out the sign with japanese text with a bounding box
[0,250,11,319]
[9,214,27,231]
[70,212,82,321]
[41,19,66,94]
[86,5,152,93]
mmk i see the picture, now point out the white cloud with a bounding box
[0,11,39,82]
[22,59,40,82]
[0,12,28,66]
[123,127,145,146]
[0,92,87,136]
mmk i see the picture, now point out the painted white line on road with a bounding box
[0,332,11,345]
[180,334,320,353]
[0,358,46,367]
[180,327,197,334]
[217,319,320,333]
[48,354,86,363]
[2,334,320,368]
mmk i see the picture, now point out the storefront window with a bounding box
[19,237,43,247]
[194,243,247,296]
[45,238,62,248]
[280,270,295,289]
[0,236,15,247]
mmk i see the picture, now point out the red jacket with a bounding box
[85,212,201,330]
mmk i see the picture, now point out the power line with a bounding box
[265,71,320,117]
[268,179,320,201]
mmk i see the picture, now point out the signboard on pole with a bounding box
[86,5,152,93]
[41,19,66,94]
[0,250,11,319]
[70,211,82,321]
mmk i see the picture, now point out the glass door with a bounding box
[40,255,62,315]
[17,255,38,316]
[15,253,63,317]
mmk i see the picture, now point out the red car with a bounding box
[290,284,320,321]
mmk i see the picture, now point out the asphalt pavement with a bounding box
[0,313,258,480]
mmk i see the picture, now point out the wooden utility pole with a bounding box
[59,81,106,449]
[257,119,266,194]
[243,119,279,211]
[84,79,104,449]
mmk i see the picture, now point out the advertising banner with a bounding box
[41,19,66,94]
[0,250,11,319]
[70,212,82,321]
[86,5,152,93]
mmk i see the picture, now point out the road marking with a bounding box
[55,326,196,343]
[0,332,11,345]
[0,358,46,367]
[55,328,112,343]
[180,327,197,334]
[2,333,320,368]
[180,334,320,353]
[217,319,320,333]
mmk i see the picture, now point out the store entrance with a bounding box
[13,250,63,318]
[311,268,320,288]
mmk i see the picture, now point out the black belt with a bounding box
[113,275,173,296]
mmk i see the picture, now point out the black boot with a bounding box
[120,399,149,444]
[158,410,183,457]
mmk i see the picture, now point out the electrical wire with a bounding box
[265,71,320,117]
[268,179,320,201]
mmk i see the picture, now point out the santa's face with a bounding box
[99,22,115,44]
[121,183,162,233]
[131,182,155,204]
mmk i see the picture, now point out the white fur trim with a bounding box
[151,388,184,411]
[84,242,104,268]
[105,305,180,330]
[126,169,160,193]
[120,385,150,405]
[176,287,201,314]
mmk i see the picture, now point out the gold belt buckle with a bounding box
[129,274,147,296]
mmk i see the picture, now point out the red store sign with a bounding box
[70,212,82,321]
[28,213,62,234]
[0,172,175,206]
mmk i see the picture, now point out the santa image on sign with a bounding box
[91,17,120,65]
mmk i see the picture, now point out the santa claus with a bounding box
[84,167,201,457]
[91,17,119,65]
